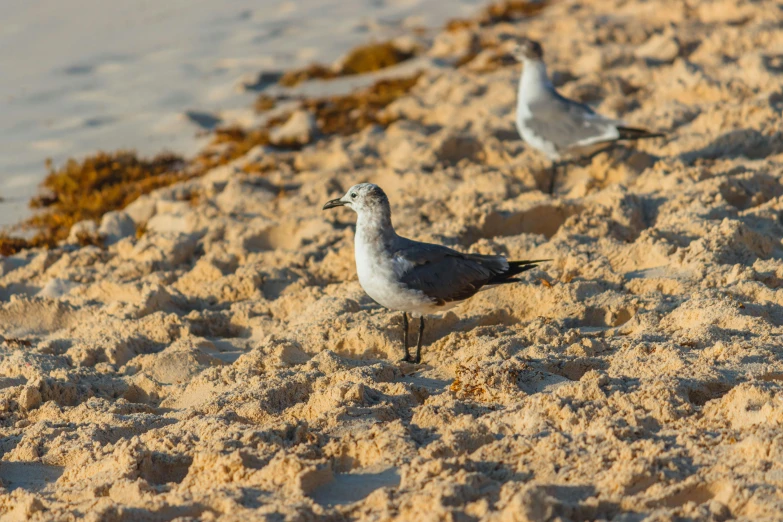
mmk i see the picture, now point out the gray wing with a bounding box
[393,242,507,305]
[525,93,620,150]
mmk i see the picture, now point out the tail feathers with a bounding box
[617,126,665,141]
[488,259,550,285]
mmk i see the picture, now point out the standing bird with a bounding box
[323,183,546,363]
[513,38,664,193]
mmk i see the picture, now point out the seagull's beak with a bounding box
[322,198,346,210]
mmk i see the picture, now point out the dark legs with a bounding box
[415,316,425,364]
[548,161,566,195]
[400,312,425,364]
[401,312,409,361]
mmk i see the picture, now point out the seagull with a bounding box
[323,183,546,363]
[513,38,664,193]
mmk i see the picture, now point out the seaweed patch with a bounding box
[277,41,417,87]
[14,152,188,249]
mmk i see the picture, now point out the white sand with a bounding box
[2,0,783,519]
[0,0,483,227]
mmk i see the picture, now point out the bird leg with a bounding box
[414,317,425,364]
[548,162,558,194]
[401,312,412,362]
[548,161,569,195]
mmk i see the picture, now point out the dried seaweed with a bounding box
[254,94,277,112]
[447,0,548,31]
[8,151,188,250]
[303,74,421,135]
[277,42,416,87]
[340,42,415,75]
[278,64,337,87]
[0,235,33,256]
[4,338,33,347]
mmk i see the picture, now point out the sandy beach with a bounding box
[2,0,783,519]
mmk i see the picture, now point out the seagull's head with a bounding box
[323,183,390,215]
[512,38,544,62]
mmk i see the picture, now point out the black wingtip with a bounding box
[509,258,551,269]
[488,259,550,284]
[617,126,665,141]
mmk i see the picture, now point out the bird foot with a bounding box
[399,355,421,364]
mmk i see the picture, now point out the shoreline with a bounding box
[1,0,541,254]
[0,0,488,230]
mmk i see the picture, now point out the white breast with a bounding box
[515,60,562,161]
[354,233,445,316]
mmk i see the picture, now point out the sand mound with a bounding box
[2,0,783,519]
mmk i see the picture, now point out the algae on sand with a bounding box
[302,74,422,135]
[277,41,417,87]
[24,151,188,246]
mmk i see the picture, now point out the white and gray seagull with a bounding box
[323,183,546,363]
[514,38,664,193]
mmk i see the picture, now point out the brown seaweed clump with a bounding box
[304,74,421,135]
[198,73,421,172]
[242,74,421,173]
[483,0,547,23]
[278,42,416,87]
[278,64,337,87]
[194,114,298,170]
[447,0,548,32]
[0,235,34,256]
[23,151,187,246]
[252,74,420,149]
[340,42,416,75]
[197,126,273,167]
[254,94,277,113]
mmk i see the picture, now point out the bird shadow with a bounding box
[518,484,625,520]
[547,143,664,194]
[680,129,783,164]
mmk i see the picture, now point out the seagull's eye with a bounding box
[350,193,357,199]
